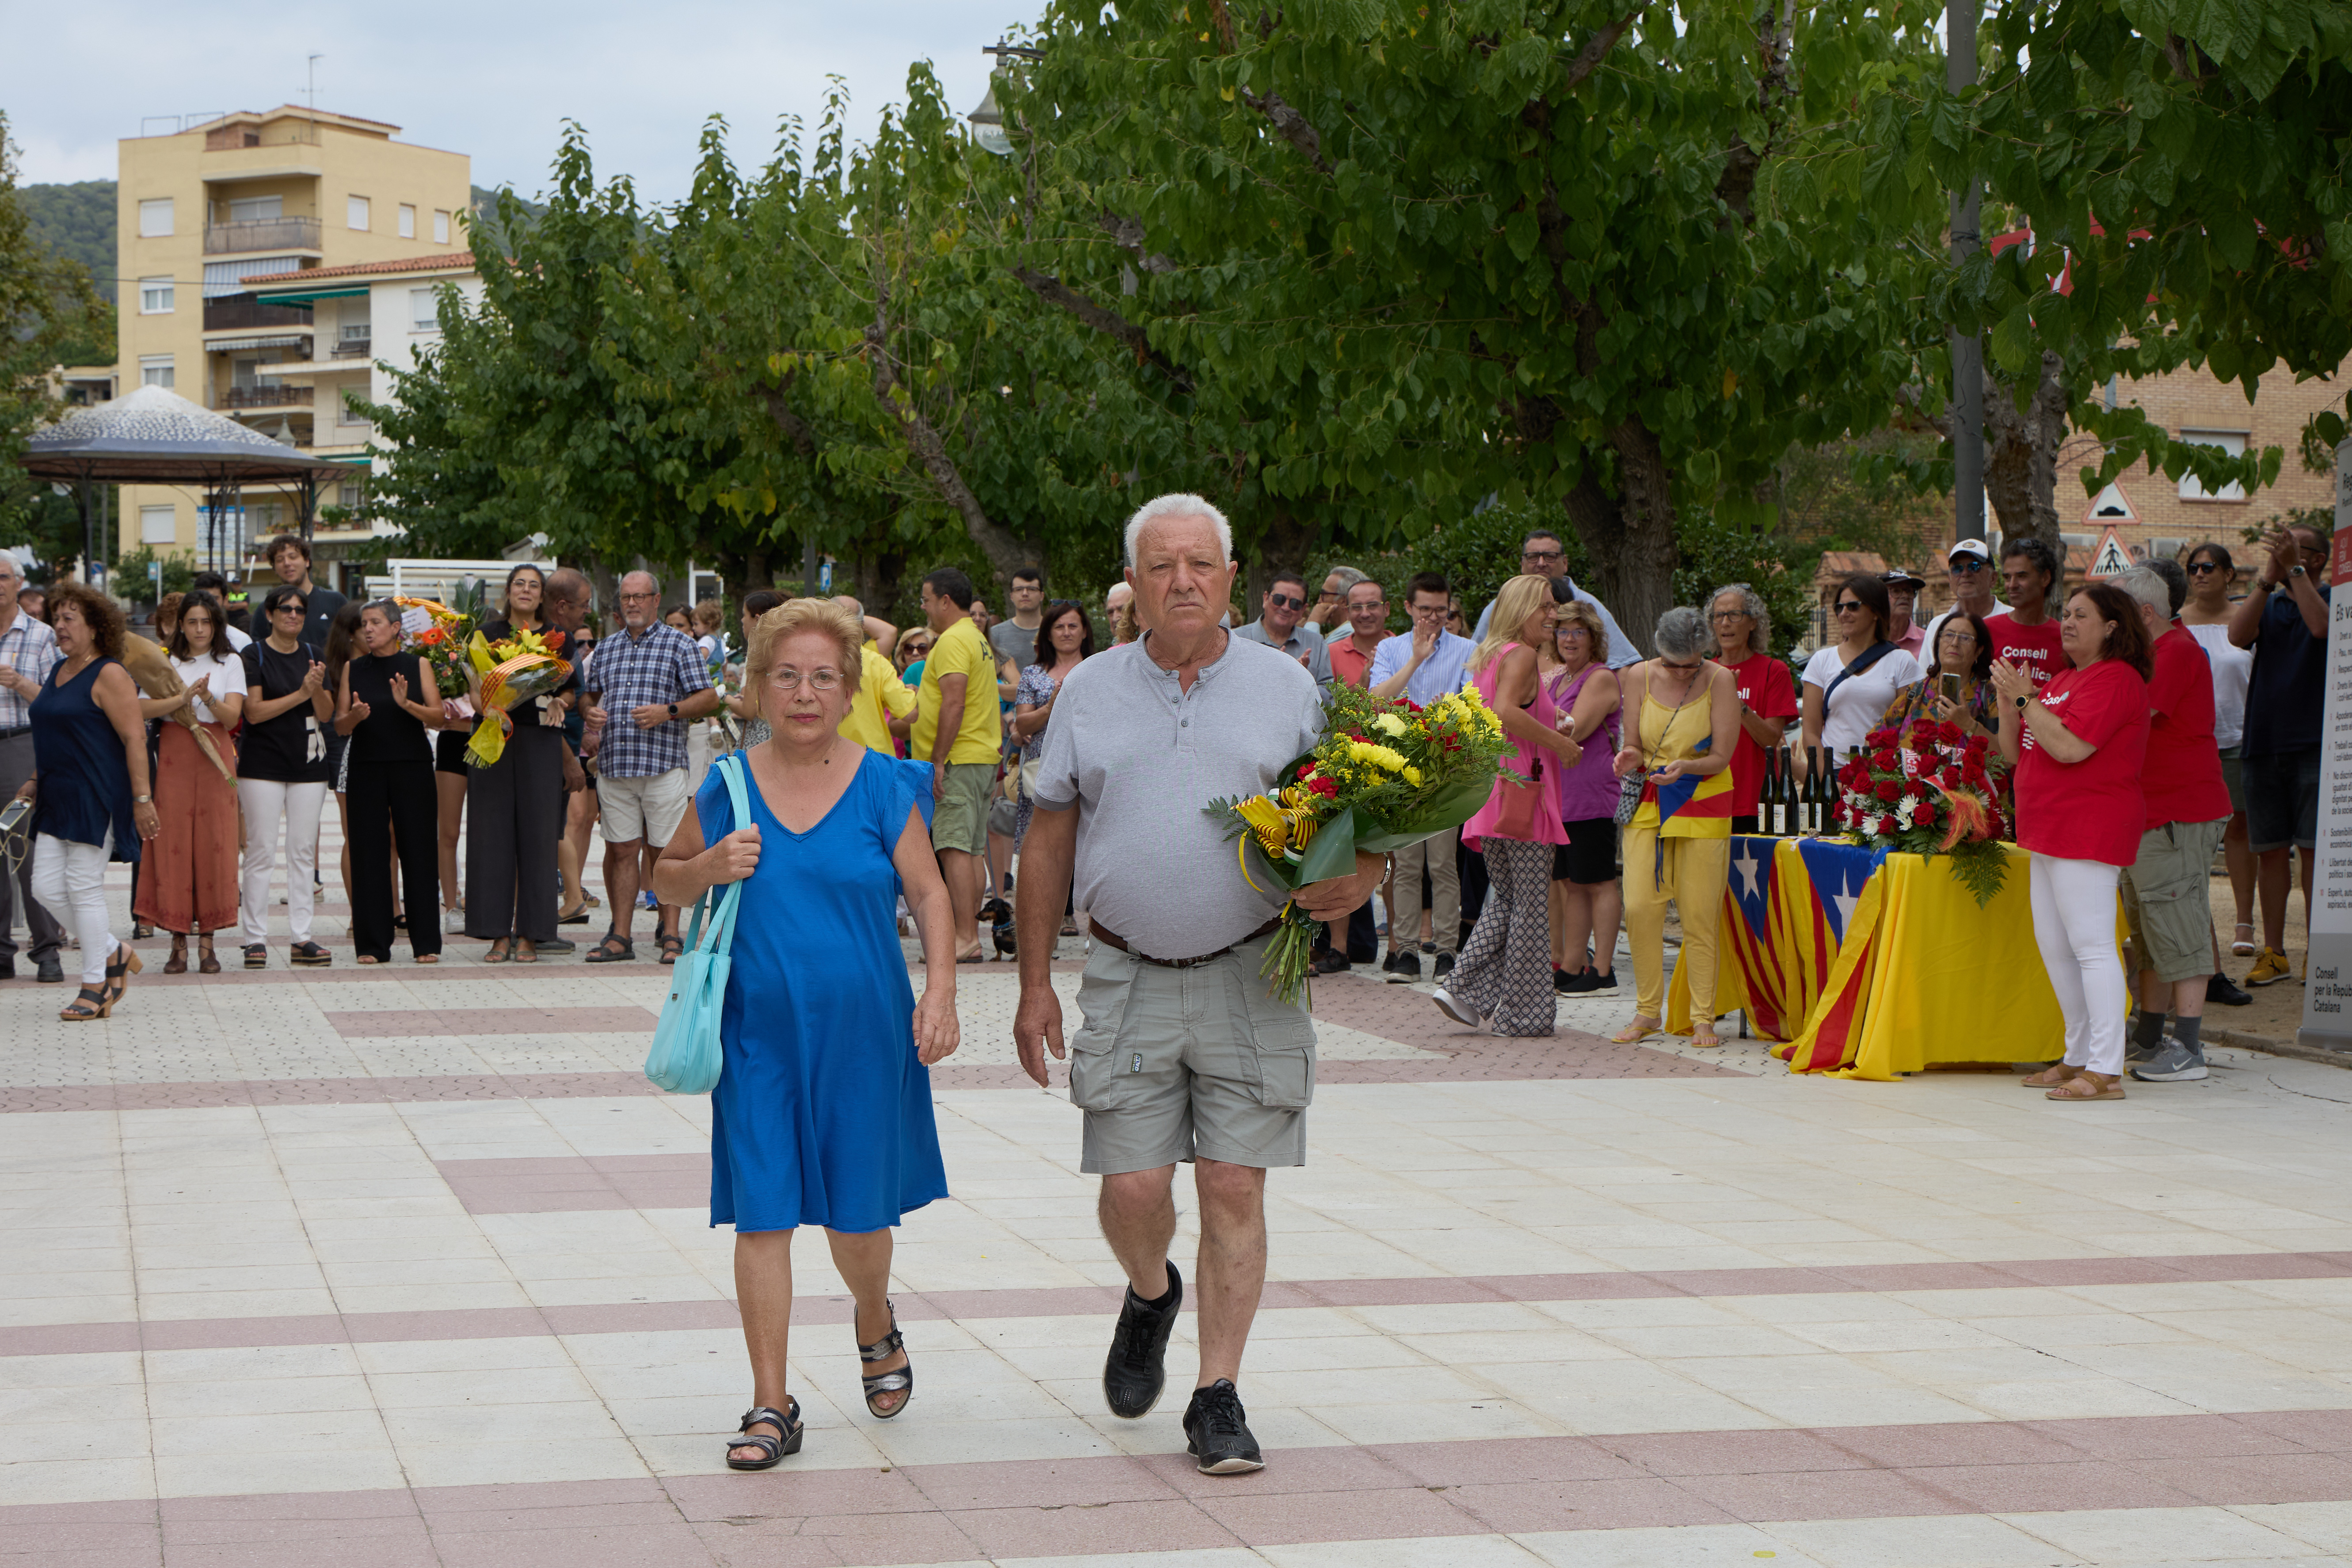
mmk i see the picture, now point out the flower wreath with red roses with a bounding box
[1830,723,2013,906]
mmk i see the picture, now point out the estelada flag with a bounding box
[1639,742,1736,827]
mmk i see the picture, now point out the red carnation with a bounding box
[1307,774,1338,797]
[1873,779,1902,803]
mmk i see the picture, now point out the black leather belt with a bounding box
[1090,917,1281,969]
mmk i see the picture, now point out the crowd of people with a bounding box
[0,495,2329,1482]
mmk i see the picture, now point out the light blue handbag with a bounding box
[643,753,750,1094]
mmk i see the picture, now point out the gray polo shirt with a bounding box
[1234,616,1333,686]
[1033,633,1323,961]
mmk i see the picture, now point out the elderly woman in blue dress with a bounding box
[652,597,958,1471]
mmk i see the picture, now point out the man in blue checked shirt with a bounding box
[1366,571,1478,981]
[580,571,720,964]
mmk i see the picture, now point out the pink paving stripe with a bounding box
[12,1251,2352,1360]
[0,1072,662,1115]
[13,1410,2352,1566]
[324,1006,659,1037]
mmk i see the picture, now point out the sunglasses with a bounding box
[1950,560,1988,573]
[1266,593,1306,610]
[1834,601,1866,614]
[2187,561,2224,575]
[269,603,304,615]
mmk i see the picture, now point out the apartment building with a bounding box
[115,106,469,579]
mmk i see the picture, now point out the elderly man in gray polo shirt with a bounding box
[1015,493,1382,1476]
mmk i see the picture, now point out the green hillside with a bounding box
[18,180,115,299]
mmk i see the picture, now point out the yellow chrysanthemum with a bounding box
[1402,765,1423,786]
[1372,712,1408,737]
[1364,744,1407,772]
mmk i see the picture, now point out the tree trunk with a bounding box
[1560,422,1681,657]
[1981,352,2070,558]
[1243,506,1319,607]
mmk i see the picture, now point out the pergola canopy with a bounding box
[23,385,350,486]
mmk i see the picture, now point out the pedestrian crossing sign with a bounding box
[2086,525,2132,578]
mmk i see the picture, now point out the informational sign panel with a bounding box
[2302,439,2352,1052]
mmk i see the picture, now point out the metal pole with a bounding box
[802,529,818,599]
[1948,0,1984,547]
[76,478,92,585]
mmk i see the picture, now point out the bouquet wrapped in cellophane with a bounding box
[393,588,483,700]
[1208,684,1517,1002]
[463,625,571,767]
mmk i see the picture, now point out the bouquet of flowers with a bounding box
[462,624,572,767]
[393,586,484,700]
[1208,684,1519,1002]
[1830,721,2011,906]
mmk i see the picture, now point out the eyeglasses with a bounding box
[1521,550,1564,564]
[1709,610,1747,623]
[1266,593,1306,610]
[618,591,657,603]
[1940,629,1978,647]
[1834,601,1865,614]
[769,669,842,691]
[2187,561,2223,576]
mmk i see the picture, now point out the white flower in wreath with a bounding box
[1894,797,1916,829]
[1861,813,1884,836]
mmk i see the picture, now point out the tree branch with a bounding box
[1563,9,1643,92]
[1010,265,1197,394]
[1239,89,1334,175]
[862,274,1037,581]
[1714,0,1797,229]
[759,381,818,458]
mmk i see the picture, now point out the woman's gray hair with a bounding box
[1703,582,1771,659]
[1653,606,1708,660]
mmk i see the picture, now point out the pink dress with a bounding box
[1461,643,1570,850]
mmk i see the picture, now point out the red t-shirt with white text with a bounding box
[2017,658,2150,866]
[2141,623,2232,831]
[1985,613,2067,690]
[1714,653,1798,816]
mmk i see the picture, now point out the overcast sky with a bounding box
[5,1,1010,201]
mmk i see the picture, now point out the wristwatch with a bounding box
[2290,565,2308,579]
[667,702,678,718]
[134,794,152,804]
[2013,695,2030,713]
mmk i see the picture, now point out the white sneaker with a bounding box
[443,907,466,935]
[1431,987,1483,1028]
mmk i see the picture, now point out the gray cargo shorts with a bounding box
[1066,933,1315,1175]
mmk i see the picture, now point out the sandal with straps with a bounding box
[858,1301,914,1419]
[726,1400,802,1470]
[60,985,109,1022]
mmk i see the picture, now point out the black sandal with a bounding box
[858,1301,913,1419]
[727,1400,802,1469]
[60,985,109,1022]
[657,932,685,966]
[584,931,636,964]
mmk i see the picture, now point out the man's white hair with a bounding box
[2112,565,2170,620]
[1124,492,1233,568]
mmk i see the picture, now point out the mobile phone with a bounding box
[1938,673,1962,704]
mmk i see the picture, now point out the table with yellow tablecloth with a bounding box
[1665,835,2090,1080]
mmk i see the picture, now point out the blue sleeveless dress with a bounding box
[698,749,948,1234]
[31,658,139,862]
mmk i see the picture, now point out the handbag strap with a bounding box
[1823,639,1897,710]
[690,754,751,958]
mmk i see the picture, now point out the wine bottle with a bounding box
[1805,745,1822,833]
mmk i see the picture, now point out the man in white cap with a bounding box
[1881,567,1928,660]
[1920,538,2011,656]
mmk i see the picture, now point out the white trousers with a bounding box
[238,778,328,945]
[2029,852,2127,1077]
[30,831,115,987]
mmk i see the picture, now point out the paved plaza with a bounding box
[5,829,2352,1568]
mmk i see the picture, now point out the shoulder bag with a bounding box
[1615,664,1706,826]
[643,752,751,1095]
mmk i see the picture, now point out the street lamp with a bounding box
[965,40,1043,158]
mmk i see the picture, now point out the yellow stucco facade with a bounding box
[114,107,469,583]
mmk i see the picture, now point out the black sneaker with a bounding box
[1183,1379,1265,1474]
[1432,953,1454,981]
[2206,971,2253,1007]
[1103,1262,1182,1419]
[1582,969,1621,996]
[1386,950,1420,984]
[1380,951,1400,980]
[1553,967,1575,995]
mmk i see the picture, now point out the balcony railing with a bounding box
[204,217,321,254]
[203,294,313,332]
[217,384,313,410]
[330,338,372,358]
[204,124,321,152]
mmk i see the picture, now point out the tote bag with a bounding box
[643,753,751,1095]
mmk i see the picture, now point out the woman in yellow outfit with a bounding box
[1611,606,1741,1047]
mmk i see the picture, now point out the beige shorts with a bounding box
[1066,934,1314,1175]
[599,768,690,847]
[930,761,995,855]
[2122,817,2227,982]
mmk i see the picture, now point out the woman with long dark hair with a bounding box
[465,563,572,961]
[18,584,159,1018]
[1801,571,1924,764]
[1995,583,2155,1102]
[336,600,446,964]
[237,582,335,969]
[133,591,243,973]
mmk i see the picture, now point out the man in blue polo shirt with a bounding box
[1368,572,1477,980]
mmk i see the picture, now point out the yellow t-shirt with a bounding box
[911,617,1003,764]
[839,645,915,755]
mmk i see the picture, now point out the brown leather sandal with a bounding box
[164,934,188,975]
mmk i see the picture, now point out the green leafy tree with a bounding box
[1005,0,1952,648]
[1,112,111,556]
[113,543,196,606]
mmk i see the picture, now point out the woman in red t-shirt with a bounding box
[1992,583,2154,1102]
